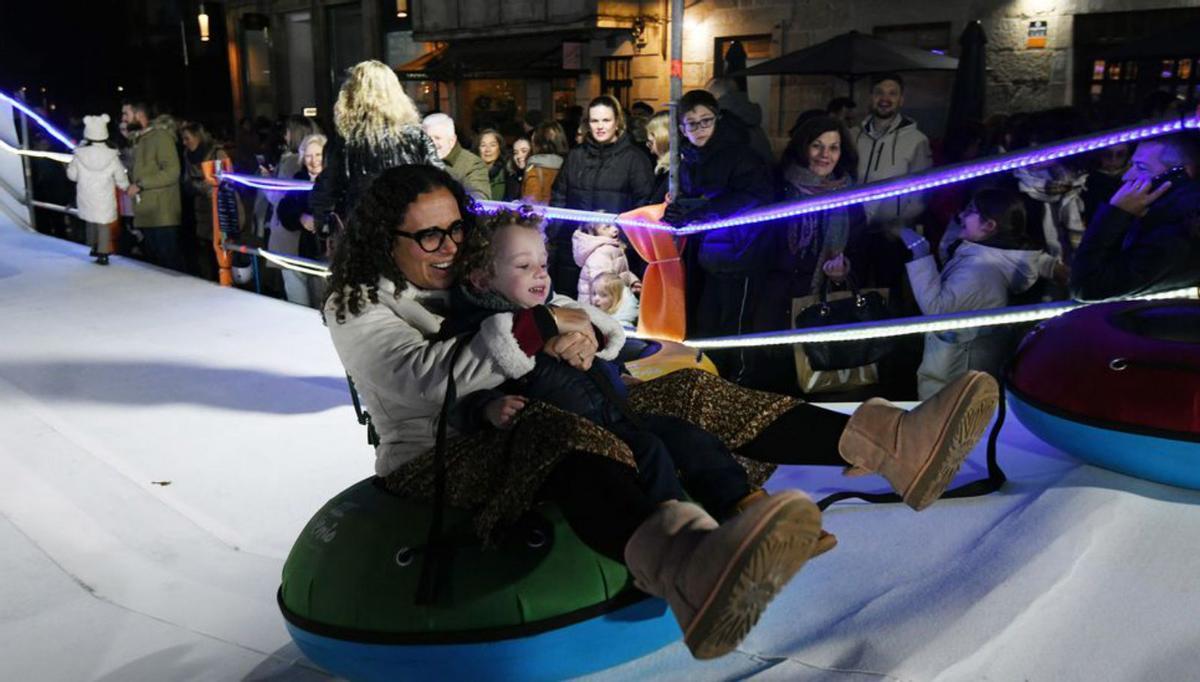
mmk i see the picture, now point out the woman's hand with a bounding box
[898,227,931,260]
[822,253,852,281]
[547,306,598,343]
[544,330,598,371]
[630,280,643,295]
[1052,260,1070,287]
[300,214,316,232]
[484,395,527,429]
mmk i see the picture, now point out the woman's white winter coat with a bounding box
[67,144,130,224]
[325,277,625,476]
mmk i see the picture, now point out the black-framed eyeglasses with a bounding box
[681,115,718,132]
[395,222,465,253]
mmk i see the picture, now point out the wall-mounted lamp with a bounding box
[198,3,210,42]
[631,17,648,49]
[396,0,409,18]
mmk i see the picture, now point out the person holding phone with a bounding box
[1070,134,1200,301]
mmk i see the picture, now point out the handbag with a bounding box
[793,278,895,371]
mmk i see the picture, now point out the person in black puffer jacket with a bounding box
[656,90,775,380]
[549,95,654,298]
[309,60,443,237]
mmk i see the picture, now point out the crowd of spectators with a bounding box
[29,61,1200,400]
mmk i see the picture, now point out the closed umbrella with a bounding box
[723,40,748,92]
[945,21,988,132]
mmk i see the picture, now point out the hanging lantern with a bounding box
[395,0,409,18]
[198,3,211,42]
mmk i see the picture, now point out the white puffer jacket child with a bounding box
[572,228,640,303]
[907,241,1056,398]
[66,114,129,224]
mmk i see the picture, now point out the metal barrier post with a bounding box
[16,91,37,230]
[202,158,233,286]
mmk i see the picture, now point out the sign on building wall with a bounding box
[1027,21,1048,49]
[562,42,583,70]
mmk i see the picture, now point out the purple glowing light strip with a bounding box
[219,115,1198,234]
[219,172,675,230]
[0,88,77,149]
[678,115,1200,234]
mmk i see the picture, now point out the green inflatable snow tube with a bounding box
[280,477,647,640]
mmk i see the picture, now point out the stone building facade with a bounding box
[672,0,1200,146]
[218,0,1200,149]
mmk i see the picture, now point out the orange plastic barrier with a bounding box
[201,158,234,286]
[617,203,687,342]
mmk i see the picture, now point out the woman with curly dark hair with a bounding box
[322,164,829,661]
[321,164,999,661]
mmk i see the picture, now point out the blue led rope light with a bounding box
[5,84,1196,234]
[218,114,1198,235]
[0,89,77,148]
[680,116,1200,235]
[6,87,1196,350]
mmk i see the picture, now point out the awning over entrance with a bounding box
[395,35,590,81]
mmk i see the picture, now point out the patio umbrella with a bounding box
[945,21,988,130]
[731,30,959,95]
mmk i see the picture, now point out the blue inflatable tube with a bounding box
[284,595,678,682]
[1009,391,1200,489]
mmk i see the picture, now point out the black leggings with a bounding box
[537,402,851,562]
[537,452,655,563]
[735,402,851,466]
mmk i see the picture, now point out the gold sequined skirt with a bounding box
[385,368,800,540]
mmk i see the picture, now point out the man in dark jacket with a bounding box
[1070,134,1200,300]
[660,89,775,379]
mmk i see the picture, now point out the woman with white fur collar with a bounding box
[322,165,1001,662]
[321,164,829,661]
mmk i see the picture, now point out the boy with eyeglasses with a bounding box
[656,89,775,380]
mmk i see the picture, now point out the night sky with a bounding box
[0,2,232,135]
[0,4,131,118]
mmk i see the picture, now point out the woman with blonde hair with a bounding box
[310,60,442,236]
[644,111,670,198]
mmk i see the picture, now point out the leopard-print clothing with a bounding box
[385,369,801,541]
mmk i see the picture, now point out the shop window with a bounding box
[552,77,578,127]
[460,79,525,135]
[285,11,315,116]
[242,13,275,119]
[601,57,632,110]
[1075,8,1200,122]
[713,35,772,119]
[328,4,366,91]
